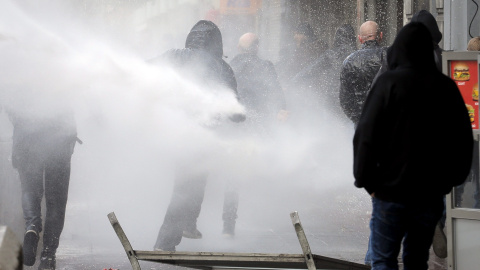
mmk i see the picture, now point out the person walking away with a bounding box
[291,24,356,121]
[150,20,244,252]
[229,33,288,134]
[275,22,327,89]
[339,21,386,126]
[353,22,473,269]
[225,33,287,237]
[5,100,77,269]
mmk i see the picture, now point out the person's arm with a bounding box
[339,61,360,123]
[353,77,387,194]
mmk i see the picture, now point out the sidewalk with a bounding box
[23,184,446,270]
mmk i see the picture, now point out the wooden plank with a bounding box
[107,212,142,270]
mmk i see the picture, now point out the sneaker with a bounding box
[23,230,39,266]
[38,254,56,270]
[432,222,447,259]
[153,246,176,252]
[222,222,235,238]
[182,228,202,239]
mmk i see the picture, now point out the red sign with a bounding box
[450,60,479,129]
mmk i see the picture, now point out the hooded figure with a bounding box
[291,24,356,118]
[275,23,328,88]
[411,10,443,71]
[373,10,443,82]
[151,20,238,99]
[152,20,244,252]
[353,22,473,269]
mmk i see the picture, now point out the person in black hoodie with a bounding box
[353,22,473,269]
[151,20,244,252]
[368,10,450,261]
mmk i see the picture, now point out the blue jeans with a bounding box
[369,197,443,270]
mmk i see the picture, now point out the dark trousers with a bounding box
[154,172,208,250]
[369,197,443,270]
[18,152,72,254]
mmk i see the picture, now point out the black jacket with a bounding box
[229,53,285,122]
[292,24,356,110]
[411,10,443,72]
[373,9,444,82]
[149,20,244,122]
[353,22,473,203]
[339,40,387,125]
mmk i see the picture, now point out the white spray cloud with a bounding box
[0,0,368,257]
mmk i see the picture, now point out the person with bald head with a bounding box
[221,33,287,237]
[339,21,386,126]
[229,32,287,130]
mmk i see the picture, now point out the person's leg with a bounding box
[40,153,72,269]
[432,196,447,258]
[364,234,373,265]
[402,199,443,270]
[17,160,45,266]
[183,173,208,238]
[364,198,373,265]
[369,197,406,270]
[222,185,239,237]
[154,172,207,250]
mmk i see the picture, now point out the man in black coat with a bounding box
[353,22,473,269]
[339,21,386,126]
[229,32,287,132]
[151,20,244,252]
[291,24,356,119]
[5,101,77,269]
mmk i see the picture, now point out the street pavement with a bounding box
[17,184,447,270]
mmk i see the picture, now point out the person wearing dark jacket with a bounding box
[371,10,449,260]
[275,22,327,89]
[339,21,387,126]
[5,102,77,269]
[291,24,356,119]
[229,32,287,132]
[353,22,473,269]
[151,20,244,252]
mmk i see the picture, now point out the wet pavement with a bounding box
[17,185,447,270]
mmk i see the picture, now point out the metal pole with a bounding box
[107,212,142,270]
[290,211,316,270]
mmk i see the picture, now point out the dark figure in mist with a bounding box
[5,105,77,269]
[353,22,473,269]
[339,21,386,126]
[150,20,244,251]
[371,10,450,260]
[291,24,356,119]
[229,32,288,133]
[275,22,328,89]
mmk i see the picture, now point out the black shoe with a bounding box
[38,254,56,270]
[23,230,39,266]
[182,228,202,239]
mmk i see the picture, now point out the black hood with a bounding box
[387,22,435,70]
[333,24,356,51]
[411,10,442,44]
[185,20,223,58]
